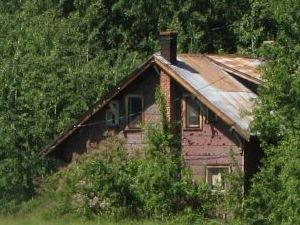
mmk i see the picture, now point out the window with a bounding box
[126,95,143,128]
[105,101,119,126]
[185,97,202,128]
[206,166,230,191]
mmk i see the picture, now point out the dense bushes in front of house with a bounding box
[40,128,216,220]
[36,89,213,219]
[17,89,242,222]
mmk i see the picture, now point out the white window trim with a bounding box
[125,94,144,129]
[105,100,119,126]
[205,166,231,192]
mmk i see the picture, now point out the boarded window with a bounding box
[105,101,119,126]
[127,96,143,128]
[206,166,230,191]
[186,97,202,128]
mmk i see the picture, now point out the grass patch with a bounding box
[0,216,168,225]
[0,213,224,225]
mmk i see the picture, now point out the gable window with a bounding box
[105,101,119,126]
[206,166,230,191]
[126,95,143,129]
[185,97,203,128]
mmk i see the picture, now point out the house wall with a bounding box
[54,67,245,183]
[182,121,243,181]
[55,66,160,161]
[171,81,243,182]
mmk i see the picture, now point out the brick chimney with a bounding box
[159,31,177,64]
[159,31,177,122]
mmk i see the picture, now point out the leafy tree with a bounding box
[243,1,300,224]
[0,1,141,210]
[0,0,269,211]
[234,0,277,55]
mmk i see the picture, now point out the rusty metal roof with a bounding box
[207,54,264,84]
[154,53,258,139]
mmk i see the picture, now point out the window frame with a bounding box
[205,165,231,192]
[105,100,119,127]
[125,94,144,129]
[184,96,203,129]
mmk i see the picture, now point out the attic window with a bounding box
[105,101,119,126]
[126,95,143,129]
[185,97,203,129]
[206,166,230,191]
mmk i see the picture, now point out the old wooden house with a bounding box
[43,31,263,190]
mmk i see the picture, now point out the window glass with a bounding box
[106,101,119,126]
[186,97,200,128]
[206,167,229,191]
[128,96,142,128]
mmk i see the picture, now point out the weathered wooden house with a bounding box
[43,31,263,190]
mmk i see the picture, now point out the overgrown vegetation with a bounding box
[20,89,214,222]
[1,0,300,224]
[0,0,253,210]
[38,136,213,220]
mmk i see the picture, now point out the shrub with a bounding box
[42,135,141,219]
[36,88,216,219]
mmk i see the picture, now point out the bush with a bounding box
[36,89,216,219]
[42,136,139,218]
[39,129,215,219]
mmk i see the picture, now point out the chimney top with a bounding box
[159,30,177,64]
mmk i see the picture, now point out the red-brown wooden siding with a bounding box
[55,66,160,161]
[53,66,245,182]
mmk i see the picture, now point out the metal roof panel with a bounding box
[155,53,258,138]
[207,54,264,84]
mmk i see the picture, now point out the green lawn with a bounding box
[0,217,169,225]
[0,217,164,225]
[0,216,223,225]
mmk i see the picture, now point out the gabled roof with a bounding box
[42,53,262,156]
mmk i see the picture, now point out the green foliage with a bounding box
[241,1,300,225]
[244,137,300,225]
[0,0,253,210]
[0,214,225,225]
[38,133,215,219]
[1,0,299,222]
[0,1,141,210]
[35,90,215,219]
[43,136,139,218]
[234,0,277,55]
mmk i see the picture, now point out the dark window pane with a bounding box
[186,97,200,127]
[128,97,142,128]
